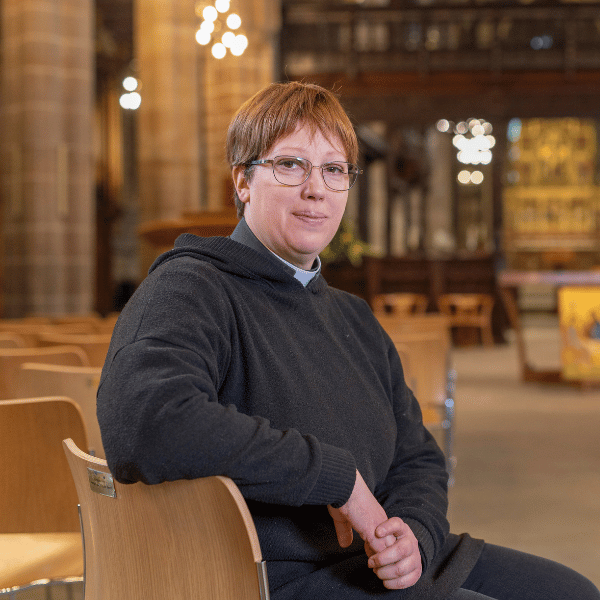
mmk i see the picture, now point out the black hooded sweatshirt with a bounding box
[97,220,483,599]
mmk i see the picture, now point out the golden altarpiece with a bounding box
[503,118,600,271]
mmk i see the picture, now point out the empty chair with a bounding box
[437,293,495,347]
[0,397,87,590]
[36,333,111,368]
[54,313,102,326]
[63,438,269,600]
[0,332,27,349]
[0,346,89,399]
[18,363,104,458]
[376,314,455,483]
[372,293,429,315]
[0,323,43,347]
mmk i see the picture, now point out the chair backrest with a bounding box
[36,333,112,367]
[0,323,43,346]
[63,439,268,600]
[0,332,27,348]
[0,397,88,533]
[437,293,494,318]
[0,346,89,399]
[376,314,456,477]
[18,363,104,458]
[372,293,429,315]
[376,314,451,409]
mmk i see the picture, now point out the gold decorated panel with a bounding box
[503,118,600,267]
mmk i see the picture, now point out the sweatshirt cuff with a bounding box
[403,517,436,572]
[305,442,357,507]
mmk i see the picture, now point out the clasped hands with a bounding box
[327,470,422,590]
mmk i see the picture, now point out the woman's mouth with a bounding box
[293,211,327,223]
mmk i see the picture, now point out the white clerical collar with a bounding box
[268,250,321,287]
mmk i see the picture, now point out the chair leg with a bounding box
[481,325,494,347]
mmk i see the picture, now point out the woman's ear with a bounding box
[232,166,251,205]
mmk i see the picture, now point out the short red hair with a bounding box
[227,81,358,217]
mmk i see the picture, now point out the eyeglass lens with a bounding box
[272,157,358,191]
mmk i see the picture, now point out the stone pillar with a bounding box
[202,0,280,209]
[425,126,455,254]
[135,0,202,222]
[0,0,95,317]
[135,0,206,275]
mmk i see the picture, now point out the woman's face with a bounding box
[233,125,349,270]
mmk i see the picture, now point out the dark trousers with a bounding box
[270,543,600,600]
[452,543,600,600]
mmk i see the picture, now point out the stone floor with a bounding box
[446,314,600,588]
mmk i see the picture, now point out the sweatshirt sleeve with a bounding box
[373,334,450,573]
[96,262,357,508]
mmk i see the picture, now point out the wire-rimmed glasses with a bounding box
[247,156,362,191]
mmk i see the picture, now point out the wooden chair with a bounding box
[54,313,102,326]
[0,332,27,349]
[0,322,99,347]
[0,346,89,400]
[0,397,87,590]
[437,293,495,347]
[376,314,456,484]
[18,363,104,458]
[372,293,429,315]
[36,333,112,368]
[0,323,42,347]
[63,438,269,600]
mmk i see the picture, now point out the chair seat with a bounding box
[0,533,83,589]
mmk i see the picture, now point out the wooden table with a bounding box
[497,269,600,382]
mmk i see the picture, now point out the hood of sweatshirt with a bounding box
[148,233,329,294]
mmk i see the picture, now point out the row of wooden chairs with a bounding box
[0,398,267,600]
[373,292,495,347]
[0,313,119,348]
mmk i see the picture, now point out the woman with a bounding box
[97,81,599,600]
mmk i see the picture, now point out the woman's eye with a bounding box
[325,164,346,174]
[278,159,302,170]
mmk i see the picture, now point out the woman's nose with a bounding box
[303,166,327,198]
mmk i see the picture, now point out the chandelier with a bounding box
[195,1,248,58]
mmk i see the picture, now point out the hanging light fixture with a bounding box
[119,74,141,110]
[195,1,247,58]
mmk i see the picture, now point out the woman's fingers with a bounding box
[367,517,422,590]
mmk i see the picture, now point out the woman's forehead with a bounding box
[265,123,346,158]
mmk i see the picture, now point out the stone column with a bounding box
[0,0,95,317]
[202,0,280,209]
[135,0,202,222]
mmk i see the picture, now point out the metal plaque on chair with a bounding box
[87,467,116,498]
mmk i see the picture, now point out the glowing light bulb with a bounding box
[200,20,215,33]
[230,33,248,55]
[196,28,211,45]
[457,170,471,184]
[471,170,484,184]
[436,119,450,133]
[215,0,230,12]
[123,76,138,91]
[212,42,226,59]
[120,92,141,110]
[203,6,218,21]
[222,31,235,47]
[227,13,242,29]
